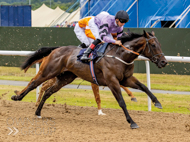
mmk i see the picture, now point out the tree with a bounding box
[0,0,78,11]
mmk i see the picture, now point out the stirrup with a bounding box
[81,55,90,61]
[81,56,93,61]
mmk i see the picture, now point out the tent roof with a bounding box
[32,4,80,27]
[65,8,80,23]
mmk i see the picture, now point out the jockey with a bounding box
[74,10,129,61]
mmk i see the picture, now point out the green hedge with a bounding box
[0,27,190,75]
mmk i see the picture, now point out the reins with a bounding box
[96,34,164,66]
[100,43,137,65]
[120,44,139,55]
[119,32,139,56]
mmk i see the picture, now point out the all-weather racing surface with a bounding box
[0,99,190,142]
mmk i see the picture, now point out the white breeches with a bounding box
[87,17,101,40]
[74,16,114,46]
[74,23,94,46]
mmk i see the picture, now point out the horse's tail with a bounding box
[22,58,43,73]
[21,47,59,71]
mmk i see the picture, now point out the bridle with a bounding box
[120,36,164,63]
[103,35,164,66]
[142,36,164,63]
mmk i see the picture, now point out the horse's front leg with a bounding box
[106,76,139,129]
[121,76,162,109]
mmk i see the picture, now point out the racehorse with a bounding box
[11,30,167,129]
[14,57,137,115]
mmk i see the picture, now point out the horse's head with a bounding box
[141,30,167,68]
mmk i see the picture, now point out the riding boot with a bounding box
[81,39,101,62]
[80,46,92,61]
[78,43,87,48]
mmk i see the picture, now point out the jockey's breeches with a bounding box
[74,17,101,46]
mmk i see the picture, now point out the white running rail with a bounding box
[1,50,190,111]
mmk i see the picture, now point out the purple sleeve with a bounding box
[98,20,116,43]
[102,36,116,43]
[117,27,124,38]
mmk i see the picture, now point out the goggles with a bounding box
[119,19,128,23]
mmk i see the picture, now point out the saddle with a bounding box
[77,43,109,63]
[77,43,109,85]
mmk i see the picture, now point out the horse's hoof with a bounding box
[36,115,42,119]
[11,95,18,101]
[35,111,41,118]
[130,123,139,129]
[155,103,162,109]
[131,98,137,102]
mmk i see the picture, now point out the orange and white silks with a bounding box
[78,17,96,40]
[74,16,101,46]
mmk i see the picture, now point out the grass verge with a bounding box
[1,85,190,114]
[1,66,190,91]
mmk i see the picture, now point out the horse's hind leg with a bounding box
[35,71,77,117]
[91,83,106,115]
[35,78,56,106]
[11,72,49,101]
[121,76,162,109]
[13,77,38,96]
[120,85,137,102]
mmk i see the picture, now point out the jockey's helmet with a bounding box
[115,10,129,23]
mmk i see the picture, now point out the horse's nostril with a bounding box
[161,60,167,66]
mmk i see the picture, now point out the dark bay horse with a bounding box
[11,30,167,129]
[14,58,137,115]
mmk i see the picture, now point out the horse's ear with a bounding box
[143,30,149,38]
[127,28,130,33]
[151,31,155,36]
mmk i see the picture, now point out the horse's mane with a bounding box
[118,31,153,44]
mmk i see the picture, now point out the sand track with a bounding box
[0,99,190,142]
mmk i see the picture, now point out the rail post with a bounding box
[36,63,40,101]
[145,61,151,111]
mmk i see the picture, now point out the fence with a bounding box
[1,50,190,111]
[0,27,189,75]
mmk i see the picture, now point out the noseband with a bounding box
[142,37,164,63]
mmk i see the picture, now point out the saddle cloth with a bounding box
[77,43,109,64]
[77,43,109,85]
